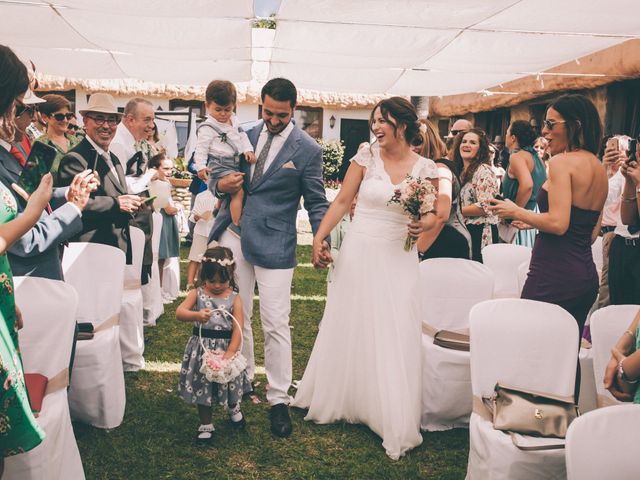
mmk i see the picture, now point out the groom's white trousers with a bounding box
[219,230,294,406]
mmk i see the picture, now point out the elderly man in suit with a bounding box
[56,93,143,260]
[209,78,330,438]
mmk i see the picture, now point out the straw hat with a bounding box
[79,93,122,116]
[21,59,44,105]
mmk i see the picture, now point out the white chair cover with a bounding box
[161,256,181,301]
[420,258,494,431]
[481,244,532,298]
[120,226,145,372]
[142,211,164,326]
[566,404,640,480]
[591,236,603,281]
[62,242,126,429]
[578,346,597,414]
[4,277,84,480]
[590,304,640,408]
[466,299,579,480]
[516,261,529,296]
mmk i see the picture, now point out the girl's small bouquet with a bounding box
[198,308,247,384]
[388,175,438,251]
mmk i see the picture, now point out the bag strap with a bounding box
[198,307,243,354]
[509,432,565,451]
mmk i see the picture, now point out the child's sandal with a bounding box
[196,423,215,444]
[230,415,246,429]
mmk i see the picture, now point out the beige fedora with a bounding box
[79,93,122,116]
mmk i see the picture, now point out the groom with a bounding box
[209,78,330,437]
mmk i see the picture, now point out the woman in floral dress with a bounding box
[0,44,53,471]
[453,129,500,262]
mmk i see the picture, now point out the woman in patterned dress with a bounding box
[453,129,500,262]
[0,44,54,472]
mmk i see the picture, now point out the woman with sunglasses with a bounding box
[491,94,607,346]
[33,94,80,172]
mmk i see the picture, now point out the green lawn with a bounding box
[74,245,469,479]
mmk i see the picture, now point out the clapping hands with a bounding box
[312,239,332,269]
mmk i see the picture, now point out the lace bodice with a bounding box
[349,144,438,240]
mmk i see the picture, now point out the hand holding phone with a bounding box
[17,142,57,197]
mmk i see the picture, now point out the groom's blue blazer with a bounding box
[209,120,329,269]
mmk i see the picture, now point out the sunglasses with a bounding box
[542,119,566,130]
[16,104,37,117]
[67,124,80,132]
[84,114,121,127]
[51,112,75,122]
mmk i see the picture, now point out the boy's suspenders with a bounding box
[197,122,240,156]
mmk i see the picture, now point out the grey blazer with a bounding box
[0,147,82,280]
[209,121,329,269]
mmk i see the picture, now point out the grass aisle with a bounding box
[75,245,469,479]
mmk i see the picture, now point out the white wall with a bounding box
[321,108,371,141]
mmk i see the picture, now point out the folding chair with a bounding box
[466,298,578,479]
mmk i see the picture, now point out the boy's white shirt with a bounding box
[193,114,254,172]
[190,190,216,236]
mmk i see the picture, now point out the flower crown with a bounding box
[201,257,235,266]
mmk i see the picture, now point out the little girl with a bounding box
[177,246,251,444]
[193,80,256,233]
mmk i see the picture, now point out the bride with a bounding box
[292,97,438,459]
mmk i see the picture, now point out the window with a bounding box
[169,99,205,117]
[294,107,323,139]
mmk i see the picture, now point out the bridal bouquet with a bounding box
[388,175,438,251]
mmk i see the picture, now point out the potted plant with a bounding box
[169,156,193,187]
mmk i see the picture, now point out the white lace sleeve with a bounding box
[417,157,439,179]
[350,143,374,168]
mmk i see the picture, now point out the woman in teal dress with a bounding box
[0,44,55,471]
[502,120,547,247]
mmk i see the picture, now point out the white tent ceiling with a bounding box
[2,0,639,97]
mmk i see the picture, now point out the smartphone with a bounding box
[142,195,157,204]
[17,141,57,196]
[628,139,638,163]
[494,194,505,201]
[606,137,619,152]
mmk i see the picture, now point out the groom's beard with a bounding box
[265,120,289,135]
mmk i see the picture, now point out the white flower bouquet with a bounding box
[388,175,438,251]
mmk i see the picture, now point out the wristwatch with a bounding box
[617,359,639,384]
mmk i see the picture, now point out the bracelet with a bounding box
[618,359,639,384]
[624,329,637,339]
[621,194,638,202]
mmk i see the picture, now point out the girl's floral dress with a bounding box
[460,163,500,250]
[0,181,45,456]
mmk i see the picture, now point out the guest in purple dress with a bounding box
[490,94,608,338]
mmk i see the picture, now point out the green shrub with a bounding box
[317,139,344,184]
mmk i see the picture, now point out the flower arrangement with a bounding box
[317,139,345,184]
[388,175,438,251]
[198,308,247,384]
[200,349,248,384]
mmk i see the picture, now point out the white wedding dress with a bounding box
[292,145,438,459]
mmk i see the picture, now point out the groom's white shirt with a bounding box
[250,121,294,180]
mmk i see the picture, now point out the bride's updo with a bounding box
[369,97,421,146]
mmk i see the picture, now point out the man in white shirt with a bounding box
[111,98,157,313]
[209,78,330,438]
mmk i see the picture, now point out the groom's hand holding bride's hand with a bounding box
[312,240,332,269]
